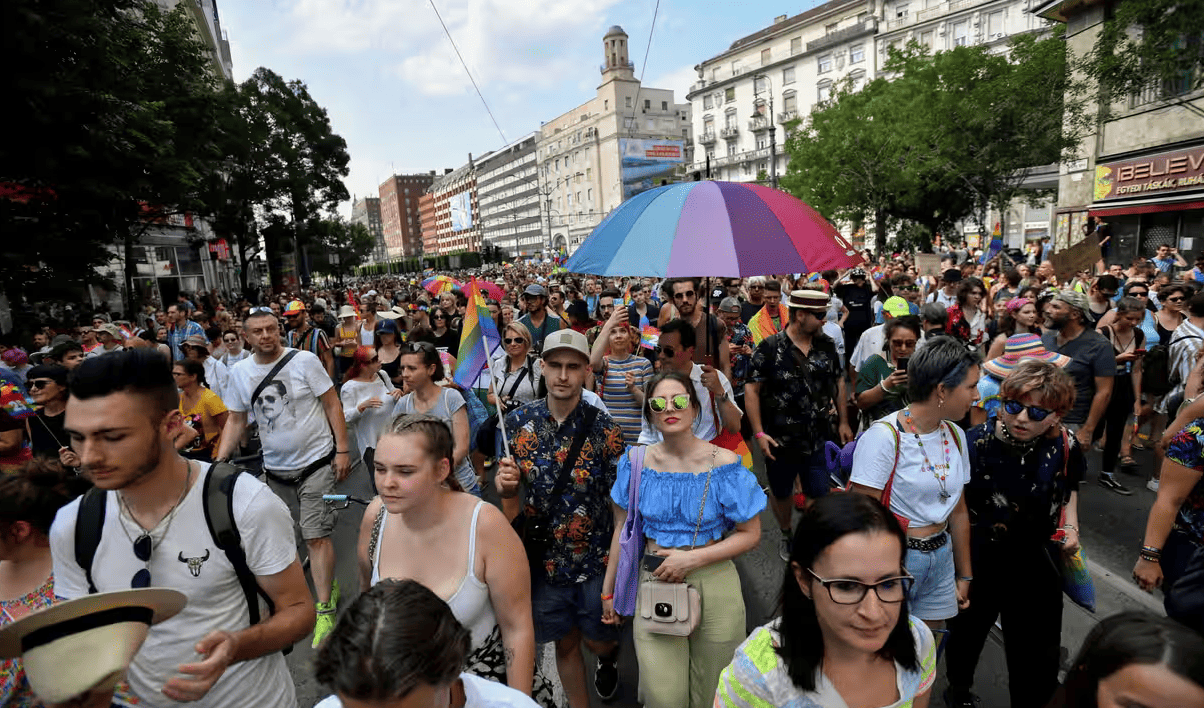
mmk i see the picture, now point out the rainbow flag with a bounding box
[747,304,789,345]
[347,288,360,317]
[453,278,502,389]
[622,283,633,306]
[0,371,35,421]
[638,315,660,349]
[980,222,1003,264]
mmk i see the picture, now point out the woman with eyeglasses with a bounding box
[985,298,1038,361]
[944,360,1082,708]
[716,492,935,708]
[488,323,541,414]
[1154,283,1188,346]
[25,365,70,462]
[850,337,979,633]
[856,318,920,425]
[601,371,764,708]
[172,358,228,462]
[394,342,480,496]
[430,309,460,359]
[341,346,401,485]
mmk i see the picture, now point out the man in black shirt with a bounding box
[834,268,875,360]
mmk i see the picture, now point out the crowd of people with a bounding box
[0,245,1203,708]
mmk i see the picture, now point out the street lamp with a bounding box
[539,170,585,254]
[750,74,778,189]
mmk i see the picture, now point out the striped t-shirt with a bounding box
[599,354,653,445]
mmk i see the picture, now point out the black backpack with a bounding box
[1141,335,1202,397]
[73,462,290,653]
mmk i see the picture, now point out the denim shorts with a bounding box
[765,445,830,500]
[530,572,621,645]
[904,531,959,621]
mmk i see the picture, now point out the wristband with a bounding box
[957,576,973,582]
[754,432,768,440]
[336,450,349,454]
[600,593,614,601]
[879,380,893,393]
[1062,524,1077,532]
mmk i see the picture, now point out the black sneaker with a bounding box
[1099,474,1133,496]
[594,655,619,702]
[943,689,981,708]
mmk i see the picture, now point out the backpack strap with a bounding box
[203,462,276,626]
[73,487,107,594]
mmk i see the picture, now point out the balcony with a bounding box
[777,110,799,124]
[806,18,877,53]
[698,131,718,145]
[720,126,740,140]
[748,117,772,133]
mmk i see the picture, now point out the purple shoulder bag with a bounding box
[613,446,645,616]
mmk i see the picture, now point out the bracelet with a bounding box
[1142,545,1162,555]
[754,432,768,440]
[957,576,973,582]
[600,593,614,601]
[879,380,893,393]
[1139,552,1161,563]
[335,450,349,454]
[1063,524,1078,532]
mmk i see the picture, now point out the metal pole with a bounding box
[769,92,778,190]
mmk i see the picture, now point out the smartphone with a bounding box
[1134,348,1146,355]
[643,553,666,573]
[896,357,910,372]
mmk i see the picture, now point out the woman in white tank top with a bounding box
[357,414,555,706]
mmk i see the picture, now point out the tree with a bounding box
[308,218,374,283]
[1083,0,1204,106]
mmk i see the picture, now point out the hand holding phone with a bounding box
[896,357,910,371]
[643,553,666,573]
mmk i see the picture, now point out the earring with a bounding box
[939,399,944,408]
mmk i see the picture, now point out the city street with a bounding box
[284,438,1167,708]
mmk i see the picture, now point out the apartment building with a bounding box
[476,134,543,257]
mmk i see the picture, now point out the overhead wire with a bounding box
[626,0,663,137]
[427,0,509,147]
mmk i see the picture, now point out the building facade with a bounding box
[378,173,434,259]
[423,162,481,256]
[536,26,692,253]
[477,134,543,257]
[1036,0,1204,266]
[351,196,386,264]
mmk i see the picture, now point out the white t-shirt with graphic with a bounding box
[226,348,335,470]
[50,463,297,708]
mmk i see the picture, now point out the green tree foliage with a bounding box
[308,219,375,281]
[1084,0,1204,104]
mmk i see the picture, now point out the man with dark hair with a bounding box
[49,341,86,371]
[166,303,205,362]
[746,290,852,561]
[625,281,660,329]
[51,348,313,706]
[1042,290,1121,493]
[661,277,731,381]
[283,300,335,381]
[585,289,621,347]
[216,309,351,647]
[517,284,564,353]
[994,268,1022,305]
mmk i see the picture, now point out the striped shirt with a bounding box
[598,354,652,446]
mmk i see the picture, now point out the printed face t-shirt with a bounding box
[226,348,335,469]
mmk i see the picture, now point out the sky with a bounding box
[220,0,828,215]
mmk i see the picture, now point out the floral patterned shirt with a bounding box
[502,398,626,587]
[748,330,841,454]
[1164,417,1204,542]
[726,321,754,393]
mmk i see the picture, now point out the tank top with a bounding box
[1102,325,1144,376]
[336,324,357,358]
[371,501,495,648]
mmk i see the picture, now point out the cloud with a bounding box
[646,62,700,100]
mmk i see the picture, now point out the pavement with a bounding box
[282,435,1168,708]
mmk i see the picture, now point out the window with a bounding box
[703,94,713,109]
[895,2,909,18]
[782,66,795,84]
[850,69,866,91]
[782,90,797,112]
[567,193,573,207]
[754,76,768,94]
[604,99,609,110]
[818,54,832,73]
[644,99,651,110]
[953,20,969,47]
[817,81,832,103]
[987,10,1004,37]
[661,101,668,110]
[791,36,802,55]
[682,128,688,137]
[826,22,839,34]
[725,87,736,103]
[920,30,933,49]
[727,142,737,157]
[724,109,738,129]
[756,137,767,150]
[703,117,714,132]
[625,96,632,108]
[850,44,864,63]
[761,48,772,65]
[587,189,592,202]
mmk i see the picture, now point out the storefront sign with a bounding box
[1094,145,1204,201]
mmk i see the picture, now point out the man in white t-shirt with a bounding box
[216,309,351,648]
[50,348,313,707]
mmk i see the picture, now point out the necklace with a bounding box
[115,461,193,581]
[903,409,952,502]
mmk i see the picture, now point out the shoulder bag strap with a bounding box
[251,350,300,407]
[626,447,644,533]
[367,505,387,568]
[541,406,599,516]
[879,420,903,510]
[690,447,717,548]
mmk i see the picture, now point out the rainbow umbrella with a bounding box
[476,281,505,301]
[566,181,862,277]
[421,275,462,295]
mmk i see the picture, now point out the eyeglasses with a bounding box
[898,285,919,292]
[249,307,273,315]
[1002,399,1054,422]
[749,285,764,290]
[405,341,436,353]
[131,536,152,588]
[807,569,914,605]
[503,337,526,345]
[656,345,678,358]
[1166,296,1186,303]
[648,394,691,413]
[889,339,918,348]
[1128,291,1149,297]
[672,290,696,301]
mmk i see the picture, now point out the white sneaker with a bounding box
[1147,478,1160,493]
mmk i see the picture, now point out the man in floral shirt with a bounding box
[495,329,626,706]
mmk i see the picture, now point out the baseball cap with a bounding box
[541,329,590,362]
[942,268,963,283]
[882,296,911,318]
[93,323,124,340]
[718,297,742,313]
[523,284,547,298]
[1053,290,1092,322]
[282,300,307,316]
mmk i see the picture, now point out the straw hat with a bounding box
[982,334,1072,379]
[0,588,185,703]
[784,289,830,312]
[337,305,356,319]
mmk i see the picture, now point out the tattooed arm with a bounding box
[479,502,537,695]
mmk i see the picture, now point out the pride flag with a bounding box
[453,278,502,389]
[980,222,1003,264]
[638,315,660,349]
[347,288,360,317]
[622,283,633,306]
[747,304,789,346]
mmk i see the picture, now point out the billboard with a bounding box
[1094,144,1204,202]
[450,191,473,232]
[620,139,685,201]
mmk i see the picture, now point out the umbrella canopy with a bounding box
[566,181,862,277]
[476,281,505,301]
[421,275,462,295]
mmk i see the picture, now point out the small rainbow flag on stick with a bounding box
[638,315,660,349]
[452,278,503,389]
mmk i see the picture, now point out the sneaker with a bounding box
[1147,478,1160,493]
[778,535,792,563]
[1099,474,1133,496]
[943,689,981,708]
[312,602,337,648]
[594,655,619,701]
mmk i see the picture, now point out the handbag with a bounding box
[875,422,907,532]
[510,406,598,574]
[634,449,714,637]
[613,447,645,617]
[1052,428,1096,612]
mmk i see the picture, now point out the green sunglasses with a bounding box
[648,394,691,413]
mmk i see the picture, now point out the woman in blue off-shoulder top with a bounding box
[601,370,767,708]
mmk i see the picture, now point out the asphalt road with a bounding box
[282,440,1167,708]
